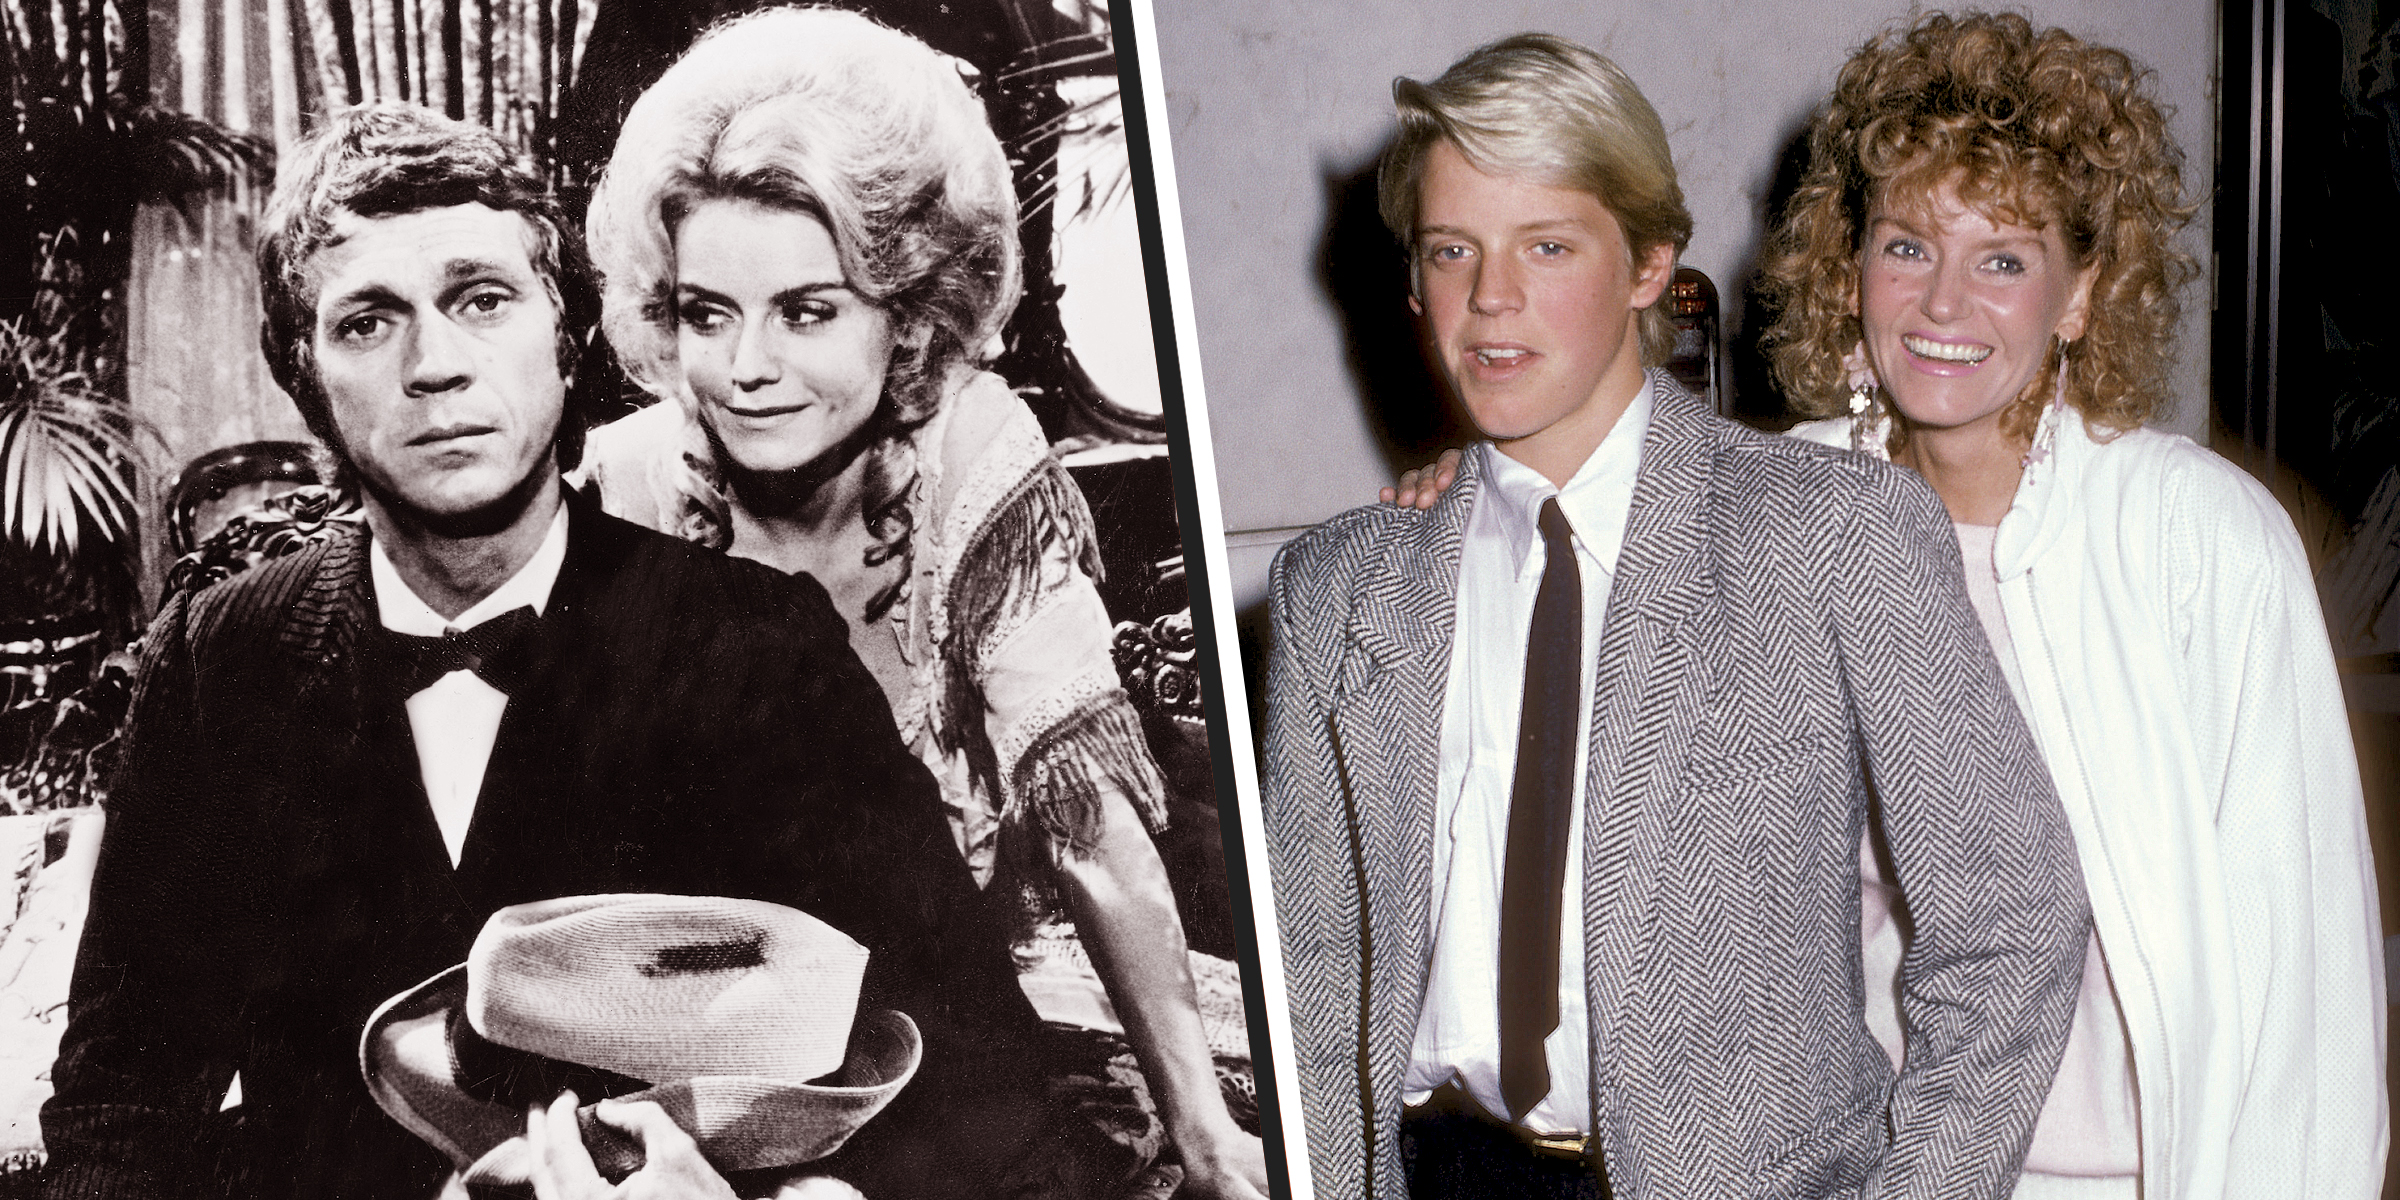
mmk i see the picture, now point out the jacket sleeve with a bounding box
[2166,457,2388,1196]
[41,594,243,1199]
[1830,465,2091,1200]
[1258,526,1373,1200]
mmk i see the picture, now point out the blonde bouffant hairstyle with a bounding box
[584,5,1021,616]
[1760,11,2197,442]
[1378,33,1693,367]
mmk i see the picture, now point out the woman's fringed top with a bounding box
[578,371,1170,901]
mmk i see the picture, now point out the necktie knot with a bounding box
[1536,497,1575,554]
[387,606,542,697]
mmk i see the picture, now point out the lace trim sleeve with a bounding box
[1006,687,1172,862]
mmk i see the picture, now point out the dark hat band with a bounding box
[446,1005,653,1111]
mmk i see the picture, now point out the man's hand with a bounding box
[1376,448,1463,510]
[526,1093,741,1200]
[1176,1125,1270,1200]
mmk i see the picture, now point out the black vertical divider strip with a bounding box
[1099,4,1294,1197]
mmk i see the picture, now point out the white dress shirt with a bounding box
[367,504,570,867]
[1403,381,1653,1135]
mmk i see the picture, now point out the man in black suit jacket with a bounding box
[41,103,1045,1199]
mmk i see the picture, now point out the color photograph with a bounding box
[1140,1,2396,1197]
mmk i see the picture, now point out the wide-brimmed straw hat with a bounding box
[361,894,920,1185]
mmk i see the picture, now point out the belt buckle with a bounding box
[1518,1129,1590,1162]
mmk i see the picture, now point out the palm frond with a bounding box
[123,103,275,203]
[0,317,133,556]
[999,25,1131,231]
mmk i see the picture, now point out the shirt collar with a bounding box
[1476,377,1654,577]
[369,502,571,635]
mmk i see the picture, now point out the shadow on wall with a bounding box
[1237,600,1270,776]
[1314,154,1478,476]
[1225,156,1476,748]
[1726,120,1818,432]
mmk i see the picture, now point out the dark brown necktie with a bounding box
[1499,498,1580,1122]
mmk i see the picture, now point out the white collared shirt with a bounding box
[367,503,570,867]
[1402,380,1653,1135]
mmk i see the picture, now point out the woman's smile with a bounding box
[1856,181,2096,437]
[718,400,813,419]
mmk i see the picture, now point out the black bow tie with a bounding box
[385,606,543,697]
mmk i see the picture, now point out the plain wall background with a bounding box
[1151,0,2219,616]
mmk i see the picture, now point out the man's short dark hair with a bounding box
[257,103,601,469]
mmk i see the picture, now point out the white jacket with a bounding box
[1792,409,2389,1198]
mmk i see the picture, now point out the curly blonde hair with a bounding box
[1759,10,2196,441]
[584,5,1021,617]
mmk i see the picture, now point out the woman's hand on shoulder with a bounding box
[1378,448,1462,511]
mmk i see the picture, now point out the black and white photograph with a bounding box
[0,0,1267,1195]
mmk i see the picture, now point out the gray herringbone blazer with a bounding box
[1262,373,2089,1200]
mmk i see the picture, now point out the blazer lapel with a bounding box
[254,527,482,995]
[1327,457,1478,1049]
[1581,375,1722,1066]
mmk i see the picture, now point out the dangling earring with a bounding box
[1842,341,1875,413]
[2021,337,2072,471]
[1841,341,1881,455]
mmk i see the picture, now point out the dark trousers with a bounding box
[1400,1090,1609,1200]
